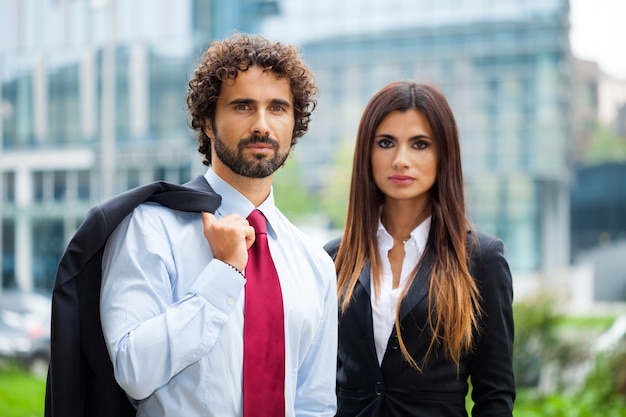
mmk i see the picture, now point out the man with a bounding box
[99,33,338,417]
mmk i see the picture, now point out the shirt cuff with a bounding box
[191,259,246,313]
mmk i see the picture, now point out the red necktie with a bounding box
[243,209,285,417]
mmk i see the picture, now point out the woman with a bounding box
[325,81,515,416]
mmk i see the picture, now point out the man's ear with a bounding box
[203,120,214,139]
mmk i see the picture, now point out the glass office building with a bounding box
[0,0,279,290]
[266,0,573,274]
[1,0,574,290]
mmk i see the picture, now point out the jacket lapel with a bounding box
[398,250,434,320]
[357,259,372,298]
[357,253,431,337]
[352,260,382,371]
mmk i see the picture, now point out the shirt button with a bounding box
[226,297,234,305]
[374,381,384,395]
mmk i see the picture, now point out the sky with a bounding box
[570,0,626,79]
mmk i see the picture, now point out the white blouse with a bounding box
[371,215,431,365]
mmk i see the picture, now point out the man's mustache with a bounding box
[238,135,279,150]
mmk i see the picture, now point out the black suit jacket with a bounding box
[44,176,221,417]
[325,230,515,417]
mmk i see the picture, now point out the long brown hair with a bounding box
[335,81,481,370]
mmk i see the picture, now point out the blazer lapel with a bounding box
[351,260,383,367]
[357,259,372,298]
[398,250,434,320]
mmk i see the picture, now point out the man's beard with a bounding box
[214,134,290,178]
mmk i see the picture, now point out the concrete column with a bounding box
[14,168,33,291]
[129,43,148,139]
[541,179,571,272]
[101,0,116,199]
[33,52,48,144]
[80,48,97,139]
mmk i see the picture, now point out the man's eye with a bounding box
[235,104,250,110]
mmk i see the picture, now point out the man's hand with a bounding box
[202,212,255,273]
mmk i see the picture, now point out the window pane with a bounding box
[33,171,45,202]
[53,171,66,201]
[77,170,91,200]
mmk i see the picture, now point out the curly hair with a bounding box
[186,33,319,166]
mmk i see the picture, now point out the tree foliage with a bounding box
[582,124,626,165]
[272,154,317,221]
[318,138,353,229]
[512,294,626,416]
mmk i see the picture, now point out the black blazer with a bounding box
[44,176,221,417]
[325,230,515,417]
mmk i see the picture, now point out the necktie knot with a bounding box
[247,209,267,236]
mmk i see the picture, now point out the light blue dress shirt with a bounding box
[100,168,338,417]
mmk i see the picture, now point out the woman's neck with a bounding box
[381,200,431,243]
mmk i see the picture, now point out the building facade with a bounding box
[0,0,278,290]
[2,0,579,290]
[280,0,573,274]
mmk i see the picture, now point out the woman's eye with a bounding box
[376,138,393,148]
[414,140,429,150]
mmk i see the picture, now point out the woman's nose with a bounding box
[392,148,410,169]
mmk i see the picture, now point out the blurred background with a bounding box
[0,0,625,415]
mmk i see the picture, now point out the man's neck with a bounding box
[212,164,273,207]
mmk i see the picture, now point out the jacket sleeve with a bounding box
[469,234,516,417]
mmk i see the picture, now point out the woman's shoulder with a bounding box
[467,228,504,254]
[466,228,512,288]
[323,236,342,259]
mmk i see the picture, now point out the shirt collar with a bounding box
[376,207,431,254]
[204,167,278,238]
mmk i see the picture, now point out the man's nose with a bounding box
[251,111,270,136]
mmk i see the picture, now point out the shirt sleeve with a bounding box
[100,208,245,401]
[469,235,516,417]
[294,255,338,417]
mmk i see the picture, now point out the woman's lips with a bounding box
[389,175,414,185]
